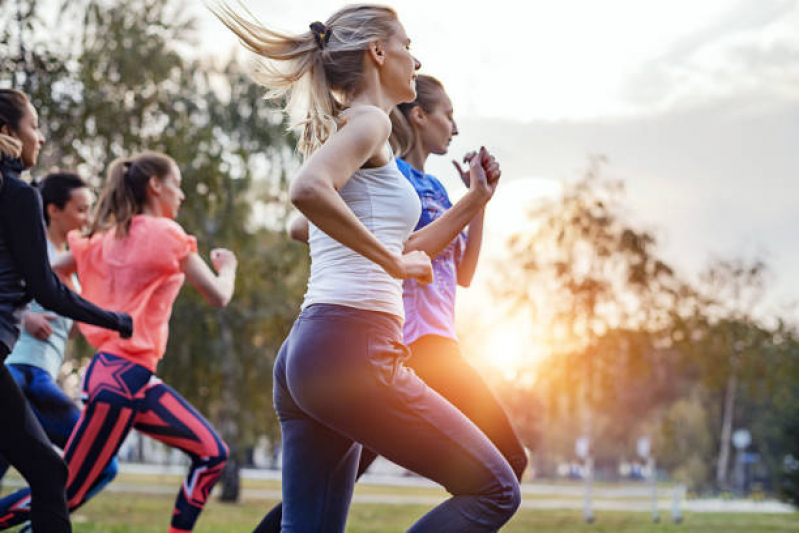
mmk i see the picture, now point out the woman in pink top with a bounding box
[0,151,238,533]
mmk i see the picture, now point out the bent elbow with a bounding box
[207,293,231,309]
[289,179,320,211]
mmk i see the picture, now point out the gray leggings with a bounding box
[271,304,521,532]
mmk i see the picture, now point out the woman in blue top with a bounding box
[373,74,529,480]
[0,172,119,505]
[260,74,528,531]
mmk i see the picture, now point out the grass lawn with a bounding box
[46,493,799,532]
[3,472,797,531]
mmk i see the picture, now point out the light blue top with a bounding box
[5,240,76,379]
[397,158,467,345]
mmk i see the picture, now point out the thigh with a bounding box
[287,310,516,500]
[133,378,227,459]
[275,323,362,533]
[27,368,82,448]
[65,353,150,506]
[408,337,527,470]
[0,363,58,469]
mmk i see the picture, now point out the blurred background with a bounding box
[1,0,797,530]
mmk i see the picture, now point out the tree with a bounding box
[496,159,686,466]
[1,0,307,501]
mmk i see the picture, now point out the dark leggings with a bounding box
[0,345,71,532]
[255,333,527,532]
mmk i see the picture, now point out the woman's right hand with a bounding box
[24,312,57,341]
[387,251,434,285]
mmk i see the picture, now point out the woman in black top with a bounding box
[0,88,132,533]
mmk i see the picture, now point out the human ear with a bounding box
[368,40,386,66]
[409,105,426,127]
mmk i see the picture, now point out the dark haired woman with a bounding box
[0,89,132,532]
[0,172,119,511]
[0,151,236,533]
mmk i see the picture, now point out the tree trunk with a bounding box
[716,371,738,488]
[217,318,241,503]
[219,447,241,502]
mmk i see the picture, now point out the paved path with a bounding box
[4,465,795,514]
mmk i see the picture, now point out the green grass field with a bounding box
[3,472,797,532]
[62,494,798,532]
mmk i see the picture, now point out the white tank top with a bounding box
[302,157,421,319]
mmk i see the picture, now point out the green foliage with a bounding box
[1,0,308,499]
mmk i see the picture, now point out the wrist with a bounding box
[382,253,403,279]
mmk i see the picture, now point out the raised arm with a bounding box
[456,210,485,287]
[3,185,132,337]
[289,106,431,284]
[403,147,500,260]
[181,248,238,308]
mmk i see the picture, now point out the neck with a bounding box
[141,201,164,218]
[404,141,430,173]
[47,223,68,251]
[349,77,397,114]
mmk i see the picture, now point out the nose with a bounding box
[413,55,421,71]
[452,119,459,136]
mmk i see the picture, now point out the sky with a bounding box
[192,0,798,327]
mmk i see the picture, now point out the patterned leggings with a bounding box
[0,352,228,533]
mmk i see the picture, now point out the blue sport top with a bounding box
[5,240,76,379]
[396,157,467,345]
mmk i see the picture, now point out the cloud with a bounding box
[625,0,799,112]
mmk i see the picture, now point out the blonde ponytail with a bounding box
[210,2,399,158]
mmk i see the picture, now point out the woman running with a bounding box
[0,151,236,533]
[0,172,119,523]
[257,74,529,531]
[212,4,521,531]
[0,89,132,532]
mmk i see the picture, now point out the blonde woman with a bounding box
[213,4,521,531]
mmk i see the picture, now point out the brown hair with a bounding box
[0,89,28,160]
[90,151,176,237]
[389,75,445,158]
[210,3,399,158]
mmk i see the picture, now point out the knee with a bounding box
[483,469,521,525]
[205,439,229,468]
[511,452,529,482]
[217,441,230,465]
[29,443,68,488]
[103,457,119,482]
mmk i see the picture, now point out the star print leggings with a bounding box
[0,352,228,533]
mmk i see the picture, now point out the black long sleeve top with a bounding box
[0,156,132,352]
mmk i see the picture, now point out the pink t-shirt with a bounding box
[68,215,197,372]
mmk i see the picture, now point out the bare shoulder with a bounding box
[341,105,391,139]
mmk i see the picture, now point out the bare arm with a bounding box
[403,148,500,260]
[457,209,484,287]
[288,215,309,243]
[51,251,76,279]
[290,106,431,283]
[181,249,238,308]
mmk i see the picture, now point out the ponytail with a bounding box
[91,152,175,238]
[210,3,399,158]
